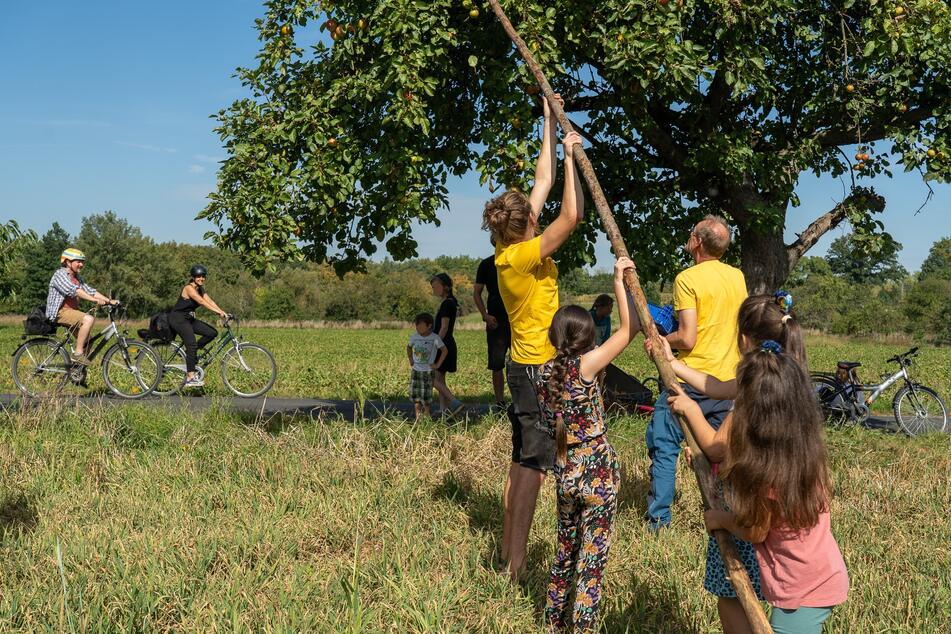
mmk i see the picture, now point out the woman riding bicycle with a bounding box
[47,247,118,365]
[168,264,229,387]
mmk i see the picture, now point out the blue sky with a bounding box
[2,1,948,273]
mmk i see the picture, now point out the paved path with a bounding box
[0,393,493,422]
[0,394,943,432]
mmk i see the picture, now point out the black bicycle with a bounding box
[812,346,948,436]
[12,303,164,399]
[146,316,276,398]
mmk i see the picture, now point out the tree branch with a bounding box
[786,187,885,268]
[815,105,935,148]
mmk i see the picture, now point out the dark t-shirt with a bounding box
[476,256,508,321]
[435,296,458,342]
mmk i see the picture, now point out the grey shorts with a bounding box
[506,360,555,472]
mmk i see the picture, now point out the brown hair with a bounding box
[737,294,806,365]
[722,347,831,533]
[544,305,597,463]
[695,215,731,258]
[481,190,535,247]
[591,294,613,310]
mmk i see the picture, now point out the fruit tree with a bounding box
[202,0,951,291]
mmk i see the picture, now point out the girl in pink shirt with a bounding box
[661,293,849,633]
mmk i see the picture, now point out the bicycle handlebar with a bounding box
[886,346,920,365]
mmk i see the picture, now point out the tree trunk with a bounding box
[740,225,789,294]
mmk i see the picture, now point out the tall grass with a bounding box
[1,403,948,632]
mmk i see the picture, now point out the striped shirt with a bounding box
[46,268,97,319]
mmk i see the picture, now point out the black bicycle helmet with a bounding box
[190,264,208,278]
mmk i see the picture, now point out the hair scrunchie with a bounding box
[773,290,793,314]
[760,339,782,354]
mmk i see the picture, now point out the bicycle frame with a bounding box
[195,326,238,367]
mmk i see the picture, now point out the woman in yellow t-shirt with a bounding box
[480,93,585,580]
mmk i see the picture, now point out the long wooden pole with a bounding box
[485,2,771,631]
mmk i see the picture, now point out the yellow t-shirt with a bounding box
[496,236,559,364]
[673,260,748,382]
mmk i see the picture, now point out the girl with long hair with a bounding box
[660,294,848,633]
[534,257,637,632]
[430,272,464,416]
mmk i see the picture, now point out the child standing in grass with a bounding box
[661,294,849,634]
[534,257,636,633]
[407,312,447,420]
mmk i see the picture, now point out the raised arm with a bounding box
[527,93,562,215]
[539,131,584,260]
[668,394,731,463]
[647,336,737,400]
[579,257,636,380]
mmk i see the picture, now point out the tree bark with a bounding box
[740,224,789,294]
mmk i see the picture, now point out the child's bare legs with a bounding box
[718,597,753,634]
[414,402,430,420]
[433,370,455,410]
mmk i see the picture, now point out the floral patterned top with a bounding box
[535,356,607,445]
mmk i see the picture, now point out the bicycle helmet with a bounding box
[60,247,86,263]
[190,264,208,278]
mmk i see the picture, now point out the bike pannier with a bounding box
[23,305,56,336]
[140,311,173,343]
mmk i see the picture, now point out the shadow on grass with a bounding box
[616,463,651,517]
[600,573,705,634]
[0,493,38,538]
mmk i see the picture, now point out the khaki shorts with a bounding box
[56,307,90,331]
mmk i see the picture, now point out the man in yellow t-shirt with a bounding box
[645,215,747,530]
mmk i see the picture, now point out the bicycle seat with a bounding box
[837,361,862,370]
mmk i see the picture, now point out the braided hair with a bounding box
[545,305,598,463]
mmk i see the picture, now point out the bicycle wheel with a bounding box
[101,340,162,399]
[893,384,948,436]
[812,376,850,426]
[12,338,70,397]
[150,341,188,396]
[220,342,276,397]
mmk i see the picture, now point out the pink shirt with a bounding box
[755,510,849,609]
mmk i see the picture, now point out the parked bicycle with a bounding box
[145,315,276,397]
[812,346,948,436]
[12,303,163,399]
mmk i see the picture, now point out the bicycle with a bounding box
[811,346,948,436]
[145,315,276,398]
[12,303,164,399]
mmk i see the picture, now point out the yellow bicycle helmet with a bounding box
[60,247,86,263]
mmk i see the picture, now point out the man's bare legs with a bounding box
[74,314,95,356]
[492,369,505,404]
[502,462,545,579]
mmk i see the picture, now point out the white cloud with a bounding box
[193,153,225,163]
[115,141,178,153]
[188,164,206,174]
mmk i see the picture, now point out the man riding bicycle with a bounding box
[46,248,118,365]
[168,264,230,388]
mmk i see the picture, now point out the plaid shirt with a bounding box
[46,268,97,319]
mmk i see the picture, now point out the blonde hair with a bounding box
[481,190,534,246]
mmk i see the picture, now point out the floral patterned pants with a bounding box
[546,436,620,633]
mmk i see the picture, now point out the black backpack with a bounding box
[138,311,173,343]
[23,305,56,336]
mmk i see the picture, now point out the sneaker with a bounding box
[447,399,465,417]
[185,378,205,388]
[70,353,91,366]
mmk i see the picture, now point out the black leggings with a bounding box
[167,312,218,372]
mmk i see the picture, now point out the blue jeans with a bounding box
[645,385,732,527]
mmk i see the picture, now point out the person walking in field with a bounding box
[534,256,637,632]
[657,293,848,634]
[430,272,464,417]
[481,91,584,580]
[168,264,229,388]
[644,215,747,532]
[46,247,119,364]
[473,242,511,411]
[407,312,447,420]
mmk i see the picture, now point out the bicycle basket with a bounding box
[647,303,678,336]
[23,305,56,335]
